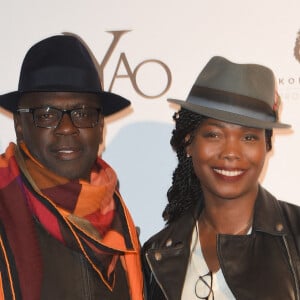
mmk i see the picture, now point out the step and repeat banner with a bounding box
[1,0,300,242]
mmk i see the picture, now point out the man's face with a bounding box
[15,92,104,181]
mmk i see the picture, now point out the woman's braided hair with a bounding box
[163,108,273,224]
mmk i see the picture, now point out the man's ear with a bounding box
[99,115,105,144]
[13,113,24,143]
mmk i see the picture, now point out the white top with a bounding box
[181,224,236,299]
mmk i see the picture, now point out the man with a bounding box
[0,34,143,300]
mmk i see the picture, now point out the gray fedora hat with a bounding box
[0,34,130,116]
[168,56,290,129]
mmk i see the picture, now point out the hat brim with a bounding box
[168,98,291,129]
[0,90,130,117]
[101,91,131,116]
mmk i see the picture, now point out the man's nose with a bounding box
[54,112,79,135]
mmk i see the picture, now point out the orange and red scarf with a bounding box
[0,143,143,300]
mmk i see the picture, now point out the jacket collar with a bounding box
[253,185,287,236]
[176,185,288,237]
[147,185,286,248]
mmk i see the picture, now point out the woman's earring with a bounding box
[186,153,191,158]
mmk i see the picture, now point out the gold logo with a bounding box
[99,30,172,99]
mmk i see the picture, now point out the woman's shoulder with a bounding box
[142,208,197,251]
[142,221,176,251]
[259,186,300,214]
[278,199,300,221]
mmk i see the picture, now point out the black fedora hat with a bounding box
[0,34,130,116]
[168,56,290,129]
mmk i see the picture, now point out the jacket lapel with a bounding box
[218,186,296,299]
[144,205,200,299]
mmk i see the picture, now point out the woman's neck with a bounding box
[200,187,258,234]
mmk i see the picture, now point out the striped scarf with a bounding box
[0,143,143,300]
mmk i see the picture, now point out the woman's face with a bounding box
[186,118,268,202]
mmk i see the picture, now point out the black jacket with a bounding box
[35,220,131,300]
[142,187,300,300]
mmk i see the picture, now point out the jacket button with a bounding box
[165,239,172,247]
[276,223,284,232]
[154,252,162,261]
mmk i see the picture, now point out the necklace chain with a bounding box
[200,213,253,235]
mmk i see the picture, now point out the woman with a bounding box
[142,56,300,299]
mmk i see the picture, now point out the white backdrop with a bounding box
[1,0,300,242]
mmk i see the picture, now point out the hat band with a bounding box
[188,87,276,122]
[18,66,102,92]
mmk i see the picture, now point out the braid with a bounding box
[163,109,206,223]
[163,109,273,224]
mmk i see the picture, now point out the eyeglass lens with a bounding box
[33,107,100,128]
[195,271,214,300]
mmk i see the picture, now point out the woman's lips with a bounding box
[213,168,244,177]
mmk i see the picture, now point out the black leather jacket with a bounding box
[142,186,300,300]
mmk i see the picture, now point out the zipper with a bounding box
[79,255,92,300]
[145,252,169,300]
[282,236,300,300]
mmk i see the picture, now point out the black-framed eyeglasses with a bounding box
[17,106,102,129]
[195,271,214,300]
